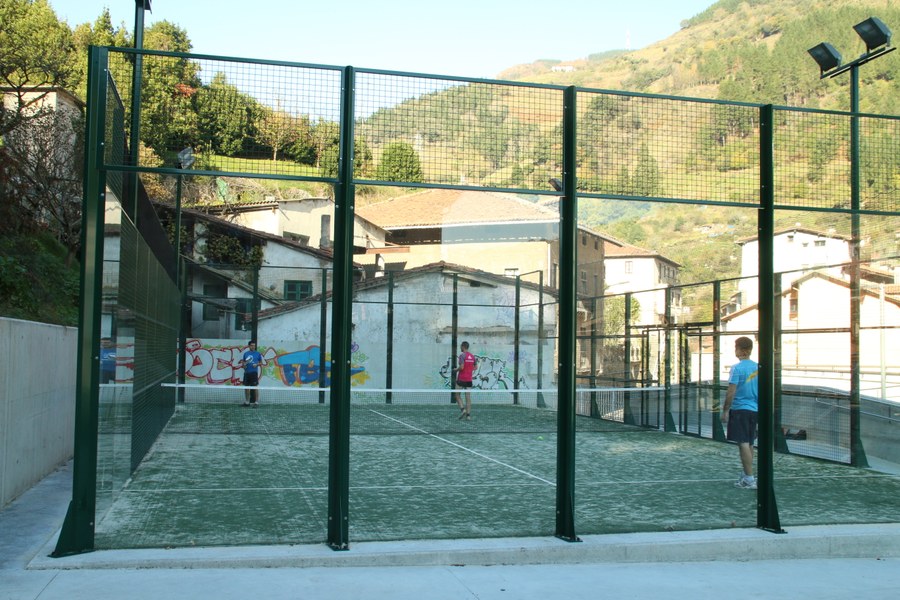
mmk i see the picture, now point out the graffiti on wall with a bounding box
[438,354,526,390]
[273,343,366,386]
[104,339,369,386]
[185,339,368,386]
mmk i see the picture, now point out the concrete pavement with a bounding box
[2,462,899,600]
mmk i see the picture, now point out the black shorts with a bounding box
[243,372,259,386]
[456,379,473,388]
[726,409,758,444]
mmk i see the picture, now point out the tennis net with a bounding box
[160,383,663,435]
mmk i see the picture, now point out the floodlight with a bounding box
[853,16,891,52]
[808,42,842,74]
[549,178,563,192]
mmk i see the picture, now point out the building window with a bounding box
[284,280,313,301]
[594,239,599,250]
[580,270,587,293]
[202,283,227,321]
[624,260,633,274]
[582,235,587,246]
[814,240,826,247]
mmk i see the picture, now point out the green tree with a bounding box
[632,144,661,197]
[311,120,340,169]
[137,21,202,158]
[195,72,261,156]
[70,8,131,100]
[256,106,303,162]
[375,141,423,183]
[0,0,77,136]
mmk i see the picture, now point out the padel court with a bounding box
[54,40,900,556]
[91,385,900,549]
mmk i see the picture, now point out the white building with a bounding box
[253,262,558,391]
[734,227,851,309]
[603,240,681,326]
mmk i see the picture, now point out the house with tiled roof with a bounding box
[355,189,616,298]
[603,240,682,326]
[734,227,852,310]
[721,270,900,399]
[203,195,386,253]
[151,203,351,339]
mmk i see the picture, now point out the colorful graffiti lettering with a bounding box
[185,339,278,385]
[185,340,367,387]
[273,345,364,386]
[439,354,523,390]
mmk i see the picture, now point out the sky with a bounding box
[46,0,718,79]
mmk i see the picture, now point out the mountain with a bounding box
[499,0,900,114]
[489,0,900,298]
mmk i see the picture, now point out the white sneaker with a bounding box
[735,477,757,489]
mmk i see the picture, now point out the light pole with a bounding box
[808,16,895,468]
[174,147,195,283]
[175,147,193,403]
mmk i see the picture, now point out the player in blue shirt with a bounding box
[240,340,264,407]
[721,336,759,489]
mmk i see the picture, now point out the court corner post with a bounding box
[757,104,784,533]
[555,85,580,542]
[53,44,108,556]
[326,65,355,551]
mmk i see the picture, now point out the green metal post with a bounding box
[326,66,356,550]
[555,86,579,542]
[537,270,546,408]
[319,267,327,403]
[54,45,109,557]
[848,66,868,468]
[128,0,149,221]
[663,288,675,432]
[774,273,788,453]
[712,281,725,441]
[513,277,521,404]
[451,274,459,403]
[178,261,188,403]
[623,292,635,425]
[757,105,783,533]
[251,267,259,341]
[589,297,598,417]
[386,271,394,404]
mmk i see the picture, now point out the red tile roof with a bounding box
[356,189,559,228]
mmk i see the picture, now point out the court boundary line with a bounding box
[367,408,556,486]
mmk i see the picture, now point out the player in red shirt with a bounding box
[453,341,478,420]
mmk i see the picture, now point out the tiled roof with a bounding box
[737,227,852,244]
[603,241,680,266]
[257,261,559,321]
[356,189,559,228]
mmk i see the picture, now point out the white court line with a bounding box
[367,408,556,487]
[123,482,547,494]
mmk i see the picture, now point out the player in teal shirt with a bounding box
[721,336,759,489]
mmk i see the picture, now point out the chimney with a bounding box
[319,214,331,249]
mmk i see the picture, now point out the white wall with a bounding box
[254,270,557,391]
[739,231,849,307]
[0,318,76,508]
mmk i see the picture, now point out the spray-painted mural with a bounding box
[438,353,527,390]
[102,338,369,386]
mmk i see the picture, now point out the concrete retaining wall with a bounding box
[0,318,76,508]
